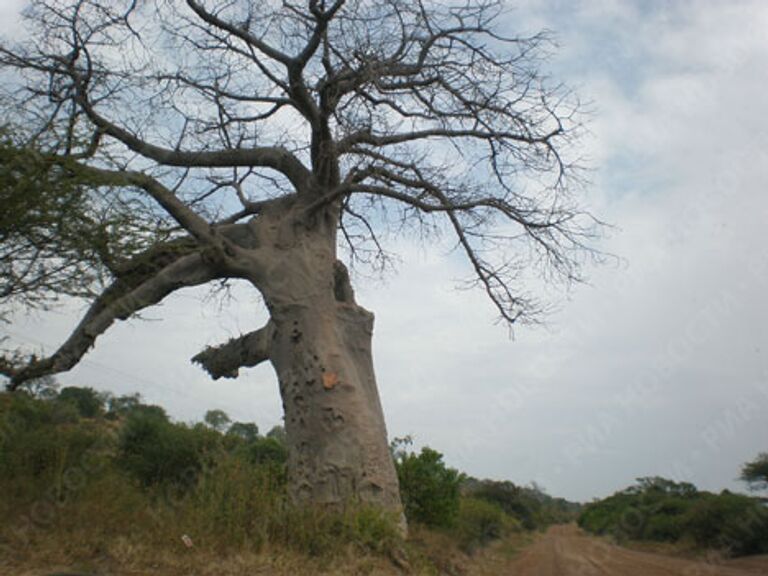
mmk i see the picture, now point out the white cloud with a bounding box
[0,1,26,38]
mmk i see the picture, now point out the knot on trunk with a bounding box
[333,261,355,304]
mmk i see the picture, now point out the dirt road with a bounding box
[503,525,768,576]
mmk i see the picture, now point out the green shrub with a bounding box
[0,391,76,432]
[454,497,516,552]
[241,436,288,466]
[266,424,287,443]
[644,510,684,542]
[57,386,105,418]
[394,445,462,528]
[129,403,169,421]
[106,393,142,419]
[684,492,768,555]
[116,411,219,490]
[471,480,539,530]
[1,391,410,563]
[579,478,768,557]
[227,421,259,442]
[0,393,101,484]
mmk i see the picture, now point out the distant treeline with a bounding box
[578,476,768,557]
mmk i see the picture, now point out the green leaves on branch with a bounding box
[392,438,463,528]
[0,127,172,318]
[740,453,768,492]
[1,131,98,306]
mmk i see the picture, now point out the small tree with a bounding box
[227,421,259,442]
[740,453,768,492]
[57,386,105,418]
[394,441,463,528]
[244,437,289,468]
[472,479,538,530]
[107,392,143,418]
[204,409,231,433]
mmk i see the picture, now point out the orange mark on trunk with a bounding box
[322,372,339,390]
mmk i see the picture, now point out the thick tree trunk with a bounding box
[244,199,404,524]
[269,299,402,514]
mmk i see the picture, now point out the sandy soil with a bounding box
[501,525,768,576]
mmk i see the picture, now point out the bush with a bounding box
[241,436,288,466]
[179,453,285,550]
[471,480,539,530]
[0,393,100,482]
[644,510,685,542]
[116,411,219,490]
[57,386,105,418]
[394,445,462,528]
[227,421,259,442]
[0,390,411,566]
[578,478,768,557]
[106,393,142,418]
[454,497,516,553]
[684,492,768,556]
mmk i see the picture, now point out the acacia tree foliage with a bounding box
[0,0,598,516]
[741,453,768,492]
[0,126,171,322]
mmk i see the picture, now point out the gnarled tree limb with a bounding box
[192,321,274,380]
[3,251,219,390]
[75,99,313,192]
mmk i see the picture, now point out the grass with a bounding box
[1,521,537,576]
[0,391,554,575]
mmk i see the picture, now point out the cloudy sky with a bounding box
[2,0,767,503]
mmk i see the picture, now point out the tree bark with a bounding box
[243,199,404,523]
[269,299,402,515]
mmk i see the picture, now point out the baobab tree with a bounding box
[0,0,597,519]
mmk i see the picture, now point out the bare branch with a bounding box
[192,321,274,379]
[338,126,560,153]
[185,0,293,66]
[1,0,600,334]
[3,251,219,390]
[76,96,312,192]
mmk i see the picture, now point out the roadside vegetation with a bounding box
[391,436,579,556]
[4,380,765,573]
[578,476,768,557]
[0,381,579,574]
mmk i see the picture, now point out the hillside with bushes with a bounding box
[578,476,768,557]
[0,383,579,574]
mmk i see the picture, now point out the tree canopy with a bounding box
[741,453,768,492]
[204,408,232,432]
[0,0,596,336]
